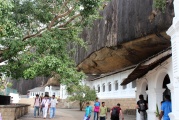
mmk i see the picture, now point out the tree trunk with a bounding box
[80,101,83,111]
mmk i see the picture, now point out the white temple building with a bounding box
[28,86,60,98]
[86,67,136,99]
[59,67,137,112]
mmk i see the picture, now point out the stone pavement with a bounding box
[18,108,136,120]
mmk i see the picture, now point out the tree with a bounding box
[68,85,97,111]
[0,76,12,95]
[0,0,107,86]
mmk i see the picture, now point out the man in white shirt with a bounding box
[33,94,41,118]
[49,95,58,119]
[41,94,50,119]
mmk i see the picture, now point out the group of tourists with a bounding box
[33,93,171,120]
[136,94,172,120]
[33,94,58,119]
[84,94,171,120]
[84,98,124,120]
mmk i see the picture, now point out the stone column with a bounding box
[167,1,179,120]
[167,82,179,120]
[146,88,165,120]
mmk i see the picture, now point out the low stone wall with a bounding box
[58,98,136,115]
[0,104,30,120]
[19,98,34,107]
[102,98,136,115]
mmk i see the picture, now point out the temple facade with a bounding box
[28,86,60,98]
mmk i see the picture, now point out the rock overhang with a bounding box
[77,32,171,75]
[75,0,174,75]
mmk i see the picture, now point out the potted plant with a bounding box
[155,104,160,120]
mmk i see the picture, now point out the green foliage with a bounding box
[0,0,109,86]
[0,77,12,94]
[0,0,20,37]
[68,85,97,110]
[153,0,166,12]
[68,85,97,101]
[155,104,160,118]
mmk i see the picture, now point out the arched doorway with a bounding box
[162,74,171,101]
[140,81,148,101]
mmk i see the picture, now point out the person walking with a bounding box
[49,95,58,119]
[110,103,124,120]
[40,93,44,114]
[136,94,148,120]
[33,94,41,118]
[84,102,92,120]
[41,94,50,119]
[99,102,107,120]
[94,98,100,120]
[159,95,172,120]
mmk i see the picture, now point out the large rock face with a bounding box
[12,77,48,95]
[76,0,173,75]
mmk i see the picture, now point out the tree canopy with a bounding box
[68,85,97,111]
[0,0,107,86]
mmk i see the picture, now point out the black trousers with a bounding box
[100,117,105,120]
[111,116,119,120]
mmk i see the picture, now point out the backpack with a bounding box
[111,107,119,118]
[139,100,147,111]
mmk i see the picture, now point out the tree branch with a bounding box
[48,6,75,30]
[58,13,81,28]
[48,0,80,30]
[60,0,70,12]
[22,27,46,41]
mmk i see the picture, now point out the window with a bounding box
[132,81,136,88]
[115,81,118,90]
[98,85,100,93]
[123,85,127,90]
[108,82,111,91]
[103,83,105,92]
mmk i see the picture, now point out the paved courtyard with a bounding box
[18,108,136,120]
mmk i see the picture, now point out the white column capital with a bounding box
[167,83,174,92]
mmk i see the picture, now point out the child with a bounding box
[94,98,100,120]
[84,102,92,120]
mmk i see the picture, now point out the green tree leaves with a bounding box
[0,0,108,86]
[153,0,166,12]
[68,85,97,110]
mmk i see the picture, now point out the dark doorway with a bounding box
[162,74,171,101]
[45,92,49,96]
[146,85,148,102]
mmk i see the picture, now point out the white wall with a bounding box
[59,85,68,99]
[88,69,136,99]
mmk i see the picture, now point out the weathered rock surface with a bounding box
[76,0,173,75]
[12,77,48,95]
